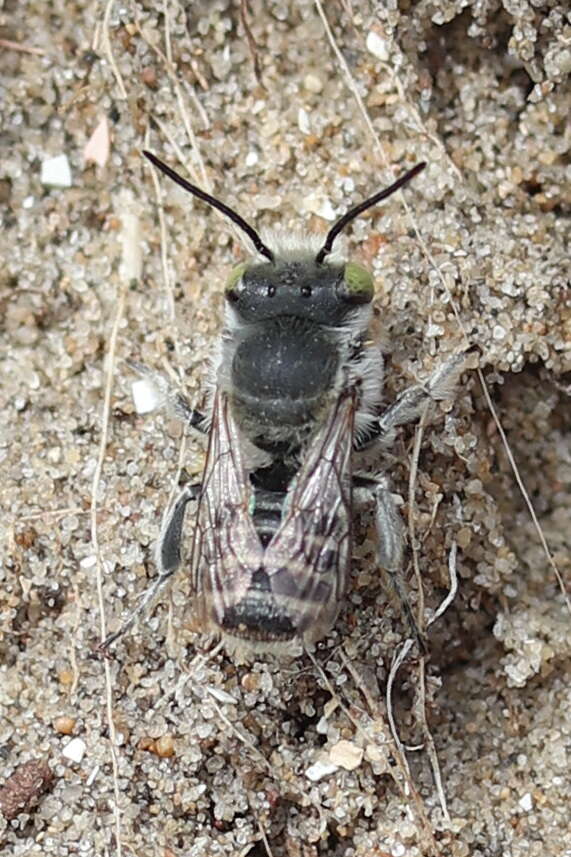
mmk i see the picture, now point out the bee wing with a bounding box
[264,389,356,641]
[192,390,264,628]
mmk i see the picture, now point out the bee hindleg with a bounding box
[100,482,201,651]
[157,482,201,573]
[371,480,427,653]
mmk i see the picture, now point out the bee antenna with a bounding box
[143,151,275,263]
[315,162,427,265]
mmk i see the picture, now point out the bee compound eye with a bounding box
[300,285,312,298]
[340,262,374,304]
[225,263,248,300]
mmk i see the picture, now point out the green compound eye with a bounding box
[342,262,374,303]
[225,263,248,295]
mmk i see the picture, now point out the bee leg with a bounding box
[356,347,477,449]
[172,392,207,434]
[100,483,201,651]
[372,480,427,654]
[128,360,207,434]
[157,482,201,573]
[378,347,477,436]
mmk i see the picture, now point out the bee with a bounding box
[103,152,473,656]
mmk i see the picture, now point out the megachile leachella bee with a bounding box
[103,152,474,657]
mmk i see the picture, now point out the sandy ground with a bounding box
[1,1,570,855]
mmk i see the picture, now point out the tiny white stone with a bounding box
[245,150,258,167]
[63,737,87,763]
[132,378,161,414]
[303,193,336,222]
[426,323,445,337]
[23,195,35,209]
[493,324,506,340]
[366,30,390,61]
[80,555,97,569]
[305,759,338,782]
[41,154,72,188]
[85,764,100,787]
[518,792,533,812]
[297,107,310,135]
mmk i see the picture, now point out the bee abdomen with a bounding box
[222,569,296,642]
[251,489,285,548]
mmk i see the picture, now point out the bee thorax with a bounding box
[231,319,338,430]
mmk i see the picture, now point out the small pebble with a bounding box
[518,792,533,812]
[84,116,110,168]
[304,73,323,94]
[53,716,76,736]
[0,759,54,820]
[154,735,176,758]
[329,740,364,771]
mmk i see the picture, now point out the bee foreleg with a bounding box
[129,360,207,433]
[372,481,427,654]
[100,483,200,651]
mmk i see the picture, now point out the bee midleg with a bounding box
[100,482,201,650]
[354,475,426,653]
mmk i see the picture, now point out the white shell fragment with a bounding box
[132,378,162,414]
[205,686,238,705]
[329,740,364,771]
[84,116,110,168]
[62,737,87,763]
[41,154,72,188]
[366,30,390,62]
[302,193,336,222]
[518,793,533,812]
[305,759,339,782]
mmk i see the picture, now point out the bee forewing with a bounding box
[191,387,356,649]
[264,389,356,643]
[192,391,264,629]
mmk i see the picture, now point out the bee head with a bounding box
[143,151,426,322]
[224,256,374,324]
